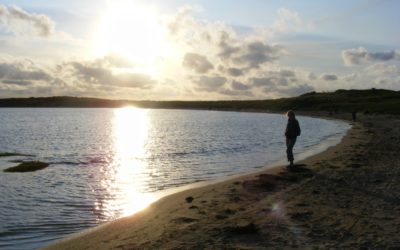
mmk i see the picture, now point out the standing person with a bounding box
[285,110,301,169]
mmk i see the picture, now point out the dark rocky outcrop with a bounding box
[4,161,49,172]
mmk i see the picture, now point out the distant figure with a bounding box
[352,111,357,121]
[285,110,301,169]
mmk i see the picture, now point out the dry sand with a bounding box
[43,113,400,249]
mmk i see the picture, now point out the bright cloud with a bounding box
[0,5,55,37]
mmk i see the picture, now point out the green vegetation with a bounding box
[0,89,399,114]
[3,161,49,172]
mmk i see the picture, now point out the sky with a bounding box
[0,0,399,100]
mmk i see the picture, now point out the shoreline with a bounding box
[41,113,358,249]
[44,113,382,249]
[43,112,400,249]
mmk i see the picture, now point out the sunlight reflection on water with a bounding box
[99,107,156,219]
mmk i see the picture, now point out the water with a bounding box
[0,108,350,250]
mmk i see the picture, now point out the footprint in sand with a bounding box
[215,208,236,220]
[295,203,309,207]
[225,222,259,234]
[172,217,199,224]
[290,211,313,221]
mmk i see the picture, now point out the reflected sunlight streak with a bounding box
[102,107,156,218]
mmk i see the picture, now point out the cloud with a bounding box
[321,74,338,81]
[249,69,299,88]
[67,61,155,89]
[166,6,295,98]
[341,47,368,66]
[0,61,52,84]
[365,62,400,75]
[270,8,315,35]
[4,4,385,99]
[369,50,398,61]
[342,73,357,82]
[0,54,161,99]
[342,47,400,66]
[165,6,328,99]
[251,77,282,88]
[280,69,295,77]
[272,84,315,96]
[226,67,244,77]
[218,88,254,97]
[183,53,214,73]
[233,41,283,69]
[0,5,55,37]
[308,73,317,80]
[193,76,227,92]
[99,54,136,68]
[168,6,284,69]
[217,31,240,60]
[0,58,73,98]
[2,79,33,86]
[259,81,315,98]
[231,80,251,91]
[167,5,202,37]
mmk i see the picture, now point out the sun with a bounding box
[93,1,172,75]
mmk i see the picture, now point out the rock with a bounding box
[185,196,194,203]
[0,152,20,157]
[3,161,49,172]
[0,152,34,157]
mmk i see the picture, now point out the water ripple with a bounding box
[0,108,350,249]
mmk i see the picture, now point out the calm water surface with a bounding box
[0,108,350,250]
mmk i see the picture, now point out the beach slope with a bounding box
[43,114,400,249]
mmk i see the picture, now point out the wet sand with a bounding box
[42,113,400,249]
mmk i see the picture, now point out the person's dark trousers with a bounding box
[286,137,297,164]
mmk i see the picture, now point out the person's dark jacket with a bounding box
[285,117,301,138]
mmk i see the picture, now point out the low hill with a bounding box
[0,89,399,114]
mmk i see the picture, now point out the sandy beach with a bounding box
[42,113,400,249]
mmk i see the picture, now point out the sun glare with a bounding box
[113,107,148,159]
[98,107,157,218]
[93,1,172,75]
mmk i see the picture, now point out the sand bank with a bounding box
[43,113,400,249]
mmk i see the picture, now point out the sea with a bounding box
[0,108,350,250]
